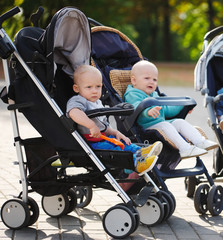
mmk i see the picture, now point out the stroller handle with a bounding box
[0,7,20,28]
[204,25,223,41]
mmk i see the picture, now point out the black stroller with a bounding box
[195,27,223,180]
[0,6,181,238]
[90,23,223,216]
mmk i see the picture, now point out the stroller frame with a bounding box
[0,7,173,238]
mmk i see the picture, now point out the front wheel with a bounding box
[185,176,197,198]
[41,193,69,217]
[103,204,136,239]
[26,197,39,226]
[194,184,210,214]
[73,186,93,208]
[1,199,30,229]
[136,195,164,226]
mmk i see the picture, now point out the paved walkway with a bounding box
[1,82,223,240]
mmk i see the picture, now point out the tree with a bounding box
[1,0,223,62]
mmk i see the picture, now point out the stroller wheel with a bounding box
[155,190,175,220]
[166,191,176,217]
[213,147,223,176]
[207,185,223,216]
[194,183,210,214]
[136,195,164,226]
[41,193,69,217]
[184,176,198,198]
[26,197,40,226]
[116,203,140,233]
[1,198,30,229]
[103,204,137,239]
[65,189,77,214]
[73,186,93,208]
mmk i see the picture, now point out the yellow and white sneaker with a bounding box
[135,155,158,176]
[140,141,163,157]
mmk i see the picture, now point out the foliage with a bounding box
[1,0,223,62]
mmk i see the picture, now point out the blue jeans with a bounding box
[89,135,141,174]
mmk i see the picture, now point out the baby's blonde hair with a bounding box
[73,65,101,84]
[131,60,157,77]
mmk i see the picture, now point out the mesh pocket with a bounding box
[23,137,57,182]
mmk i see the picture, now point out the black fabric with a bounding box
[13,27,49,87]
[207,56,223,96]
[13,74,81,151]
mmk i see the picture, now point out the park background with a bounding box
[0,0,222,86]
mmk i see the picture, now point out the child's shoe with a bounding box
[135,155,158,176]
[180,146,207,159]
[138,141,163,157]
[196,139,218,151]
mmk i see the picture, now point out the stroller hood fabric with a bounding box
[53,7,91,78]
[194,34,223,92]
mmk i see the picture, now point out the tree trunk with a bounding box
[163,0,171,61]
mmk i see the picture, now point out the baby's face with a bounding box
[74,71,102,102]
[132,64,158,95]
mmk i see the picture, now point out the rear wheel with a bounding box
[41,193,69,217]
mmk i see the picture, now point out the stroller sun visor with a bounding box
[91,27,143,68]
[53,8,91,78]
[194,34,223,92]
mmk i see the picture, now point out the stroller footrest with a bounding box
[134,186,153,207]
[155,157,207,178]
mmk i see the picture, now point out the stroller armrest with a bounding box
[123,96,197,131]
[86,102,134,118]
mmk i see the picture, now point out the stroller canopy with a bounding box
[194,33,223,94]
[52,7,91,77]
[91,26,143,69]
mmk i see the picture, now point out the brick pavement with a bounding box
[1,83,223,240]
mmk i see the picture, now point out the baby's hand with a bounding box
[147,106,162,118]
[89,125,101,138]
[115,131,131,145]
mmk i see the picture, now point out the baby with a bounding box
[124,60,218,159]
